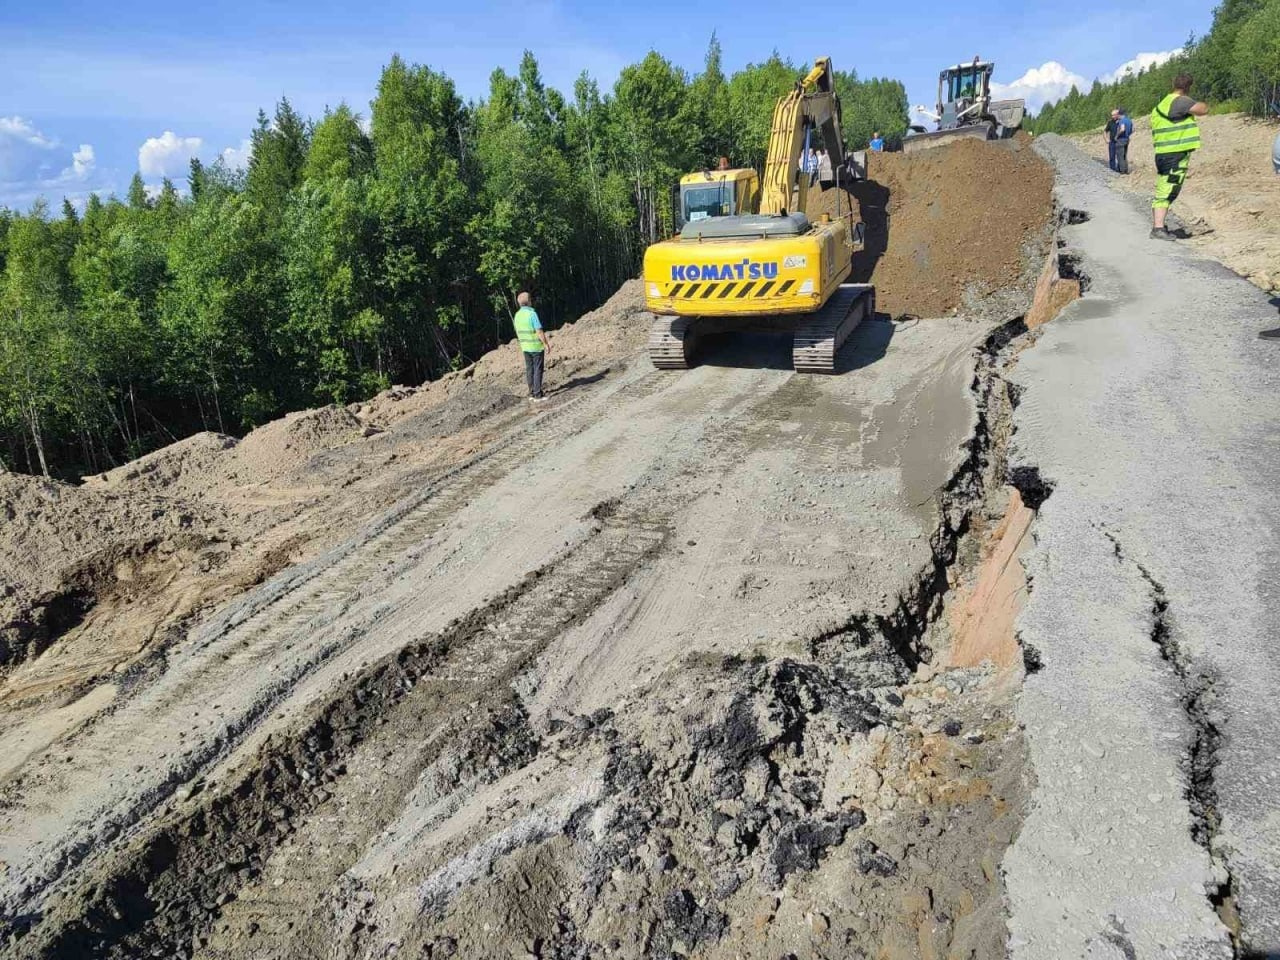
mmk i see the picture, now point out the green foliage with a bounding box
[1232,0,1280,114]
[0,47,910,476]
[727,53,797,169]
[836,73,910,149]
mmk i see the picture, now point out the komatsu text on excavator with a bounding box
[642,56,876,373]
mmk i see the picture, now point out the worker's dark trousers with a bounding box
[1108,141,1117,170]
[1114,140,1130,174]
[523,350,544,398]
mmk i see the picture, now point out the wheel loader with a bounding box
[903,57,1025,154]
[642,57,875,374]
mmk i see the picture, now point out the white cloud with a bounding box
[62,143,95,180]
[992,50,1184,116]
[138,131,203,179]
[0,126,112,211]
[0,116,58,149]
[219,138,252,171]
[1099,50,1179,85]
[0,115,60,184]
[991,62,1089,114]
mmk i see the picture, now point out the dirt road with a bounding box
[0,139,1073,960]
[1006,134,1278,959]
[3,314,1037,959]
[1070,113,1280,296]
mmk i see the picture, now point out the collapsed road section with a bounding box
[2,139,1060,960]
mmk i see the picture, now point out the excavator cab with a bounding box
[677,169,760,229]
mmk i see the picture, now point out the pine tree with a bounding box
[127,173,150,211]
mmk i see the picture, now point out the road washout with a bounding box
[1,138,1065,960]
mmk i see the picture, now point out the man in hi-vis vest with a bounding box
[513,291,550,401]
[1149,73,1208,241]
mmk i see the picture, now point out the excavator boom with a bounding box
[760,57,845,216]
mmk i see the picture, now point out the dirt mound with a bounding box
[808,138,1055,317]
[0,474,218,670]
[230,405,365,484]
[86,433,237,495]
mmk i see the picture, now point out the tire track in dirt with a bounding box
[2,363,796,959]
[0,361,673,925]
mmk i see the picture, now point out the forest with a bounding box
[0,40,908,477]
[1027,0,1280,134]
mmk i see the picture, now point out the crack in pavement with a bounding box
[1102,526,1239,953]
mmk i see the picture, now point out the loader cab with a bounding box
[937,60,994,125]
[677,169,760,229]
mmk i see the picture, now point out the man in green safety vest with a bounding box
[1149,73,1208,241]
[513,291,550,401]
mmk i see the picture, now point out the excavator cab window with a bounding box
[681,182,735,224]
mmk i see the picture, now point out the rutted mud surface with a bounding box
[1,144,1058,960]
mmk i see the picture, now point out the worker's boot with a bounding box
[1259,327,1280,341]
[1149,227,1176,241]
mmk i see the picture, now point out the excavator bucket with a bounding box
[901,122,995,155]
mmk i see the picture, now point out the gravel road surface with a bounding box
[1005,134,1279,958]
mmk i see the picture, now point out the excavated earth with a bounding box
[0,140,1058,960]
[807,135,1055,318]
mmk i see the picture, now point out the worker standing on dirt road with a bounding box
[1150,74,1208,241]
[1115,108,1133,174]
[513,292,550,402]
[817,147,834,190]
[1106,110,1121,171]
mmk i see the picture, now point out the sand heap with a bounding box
[808,136,1055,317]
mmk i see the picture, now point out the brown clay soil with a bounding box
[0,149,1061,960]
[1070,113,1280,294]
[808,136,1056,318]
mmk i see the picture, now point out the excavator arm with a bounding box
[759,57,846,216]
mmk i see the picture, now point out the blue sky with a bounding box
[1,0,1214,210]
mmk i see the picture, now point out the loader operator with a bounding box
[513,291,550,401]
[1150,73,1208,241]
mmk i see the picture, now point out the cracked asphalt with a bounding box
[1005,135,1280,957]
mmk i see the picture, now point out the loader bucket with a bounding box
[989,99,1025,131]
[901,122,994,155]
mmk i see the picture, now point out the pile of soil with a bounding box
[0,475,225,670]
[808,137,1055,317]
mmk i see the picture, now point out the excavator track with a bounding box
[648,315,699,369]
[792,283,876,374]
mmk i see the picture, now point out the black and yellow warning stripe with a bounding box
[664,279,797,300]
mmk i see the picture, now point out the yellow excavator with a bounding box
[642,56,875,373]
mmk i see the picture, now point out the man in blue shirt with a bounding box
[1114,108,1133,175]
[1105,110,1120,171]
[869,132,885,152]
[513,291,550,401]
